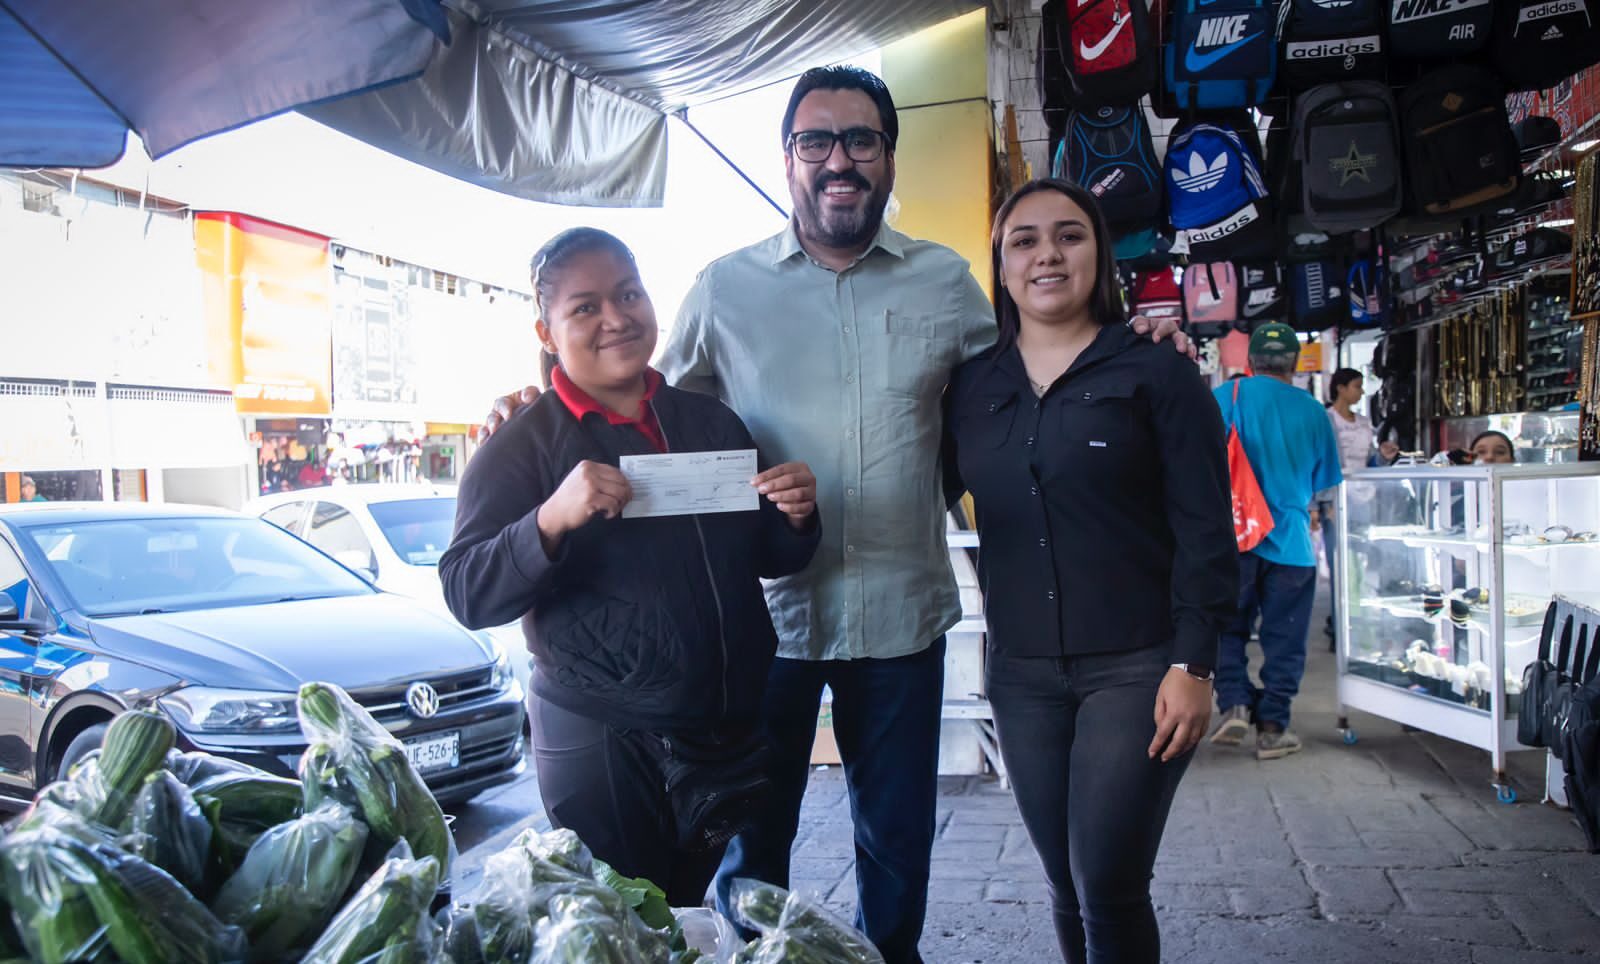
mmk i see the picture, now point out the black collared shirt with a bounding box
[943,323,1237,666]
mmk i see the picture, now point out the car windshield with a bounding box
[21,516,375,617]
[368,498,456,567]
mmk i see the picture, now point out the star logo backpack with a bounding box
[1041,0,1159,107]
[1165,119,1274,260]
[1277,0,1386,89]
[1387,0,1493,60]
[1489,0,1600,93]
[1165,0,1277,108]
[1291,81,1403,234]
[1053,105,1164,229]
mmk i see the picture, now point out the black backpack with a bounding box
[1490,0,1600,94]
[1238,260,1288,321]
[1562,646,1600,852]
[1277,0,1386,89]
[1290,258,1347,330]
[1399,66,1521,218]
[1054,105,1165,229]
[1388,0,1493,60]
[1041,0,1159,107]
[1292,82,1403,234]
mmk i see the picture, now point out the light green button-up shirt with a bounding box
[657,221,997,661]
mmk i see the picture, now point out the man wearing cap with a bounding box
[1209,323,1341,759]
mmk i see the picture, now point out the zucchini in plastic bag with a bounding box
[299,840,441,964]
[126,769,212,894]
[210,802,368,961]
[730,879,885,964]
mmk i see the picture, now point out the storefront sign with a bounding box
[195,212,333,415]
[1297,342,1325,373]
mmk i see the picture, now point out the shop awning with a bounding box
[0,0,980,207]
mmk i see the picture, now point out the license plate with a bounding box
[403,731,460,773]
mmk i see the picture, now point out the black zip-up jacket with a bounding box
[440,384,821,731]
[943,322,1236,667]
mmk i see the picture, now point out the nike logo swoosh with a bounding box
[1183,31,1263,72]
[1079,13,1130,61]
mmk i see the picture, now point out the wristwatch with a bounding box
[1172,662,1215,682]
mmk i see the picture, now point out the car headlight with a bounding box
[491,650,514,693]
[158,687,300,734]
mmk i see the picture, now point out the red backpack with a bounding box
[1041,0,1160,108]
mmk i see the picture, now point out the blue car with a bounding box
[0,502,525,809]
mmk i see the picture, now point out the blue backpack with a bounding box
[1347,257,1385,326]
[1166,0,1277,109]
[1165,121,1274,260]
[1053,105,1163,229]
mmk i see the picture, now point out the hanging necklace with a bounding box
[1029,377,1050,397]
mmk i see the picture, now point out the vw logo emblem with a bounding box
[406,682,440,719]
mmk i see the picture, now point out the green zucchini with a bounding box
[91,709,175,827]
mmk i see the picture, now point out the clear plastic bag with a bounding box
[298,839,442,964]
[530,892,649,964]
[210,802,369,961]
[727,879,885,964]
[0,810,246,964]
[165,749,304,872]
[297,682,455,878]
[126,769,212,895]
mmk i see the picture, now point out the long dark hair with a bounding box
[1327,367,1362,406]
[530,227,638,386]
[990,178,1125,352]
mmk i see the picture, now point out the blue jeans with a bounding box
[715,638,945,964]
[986,645,1191,964]
[1216,552,1318,729]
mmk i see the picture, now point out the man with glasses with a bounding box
[482,66,1184,962]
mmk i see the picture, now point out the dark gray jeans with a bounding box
[986,644,1192,964]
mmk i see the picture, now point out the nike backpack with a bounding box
[1042,0,1158,106]
[1183,262,1241,336]
[1290,258,1347,330]
[1277,0,1386,89]
[1399,66,1522,217]
[1133,267,1184,322]
[1347,257,1386,326]
[1490,0,1600,93]
[1292,81,1403,234]
[1238,260,1288,322]
[1165,120,1275,260]
[1053,106,1164,229]
[1165,0,1278,108]
[1387,0,1493,60]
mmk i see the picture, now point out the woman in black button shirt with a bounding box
[944,180,1237,963]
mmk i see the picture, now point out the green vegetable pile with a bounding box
[0,690,886,962]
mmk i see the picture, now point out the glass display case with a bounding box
[1336,462,1600,802]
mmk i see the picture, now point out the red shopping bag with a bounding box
[1227,380,1274,553]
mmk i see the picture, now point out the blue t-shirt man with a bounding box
[1213,370,1341,567]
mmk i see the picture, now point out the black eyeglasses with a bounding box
[787,128,889,163]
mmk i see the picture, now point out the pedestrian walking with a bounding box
[943,178,1237,964]
[440,228,820,907]
[1210,325,1342,759]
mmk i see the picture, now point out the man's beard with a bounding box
[792,171,889,251]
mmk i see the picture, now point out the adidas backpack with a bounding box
[1041,0,1158,107]
[1238,260,1288,321]
[1183,262,1241,336]
[1291,258,1347,330]
[1165,0,1278,109]
[1490,0,1600,93]
[1165,120,1274,260]
[1292,82,1403,234]
[1388,0,1493,60]
[1053,106,1164,228]
[1277,0,1386,89]
[1399,66,1521,217]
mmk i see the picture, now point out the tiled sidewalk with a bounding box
[791,617,1600,962]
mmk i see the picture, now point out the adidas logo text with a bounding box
[1189,204,1259,243]
[1542,23,1564,36]
[1285,37,1381,58]
[1518,0,1582,22]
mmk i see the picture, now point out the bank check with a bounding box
[619,449,759,519]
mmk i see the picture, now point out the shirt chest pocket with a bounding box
[956,393,1021,451]
[881,309,952,400]
[1053,380,1144,452]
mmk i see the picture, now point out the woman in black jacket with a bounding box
[440,228,820,905]
[943,181,1237,964]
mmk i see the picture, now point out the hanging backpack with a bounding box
[1388,0,1493,60]
[1292,82,1404,234]
[1165,0,1278,108]
[1134,267,1185,321]
[1054,106,1165,228]
[1277,0,1386,89]
[1291,258,1346,330]
[1238,260,1288,322]
[1043,0,1159,107]
[1347,257,1385,326]
[1183,262,1241,336]
[1165,120,1275,260]
[1399,66,1522,217]
[1490,0,1600,93]
[1560,625,1600,851]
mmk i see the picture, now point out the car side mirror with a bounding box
[333,550,378,582]
[0,598,17,622]
[0,594,48,633]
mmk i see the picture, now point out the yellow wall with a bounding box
[879,9,993,297]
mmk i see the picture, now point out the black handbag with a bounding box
[1519,604,1562,748]
[630,728,771,853]
[1548,625,1589,764]
[1560,648,1600,852]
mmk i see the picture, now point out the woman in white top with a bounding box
[1316,370,1399,648]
